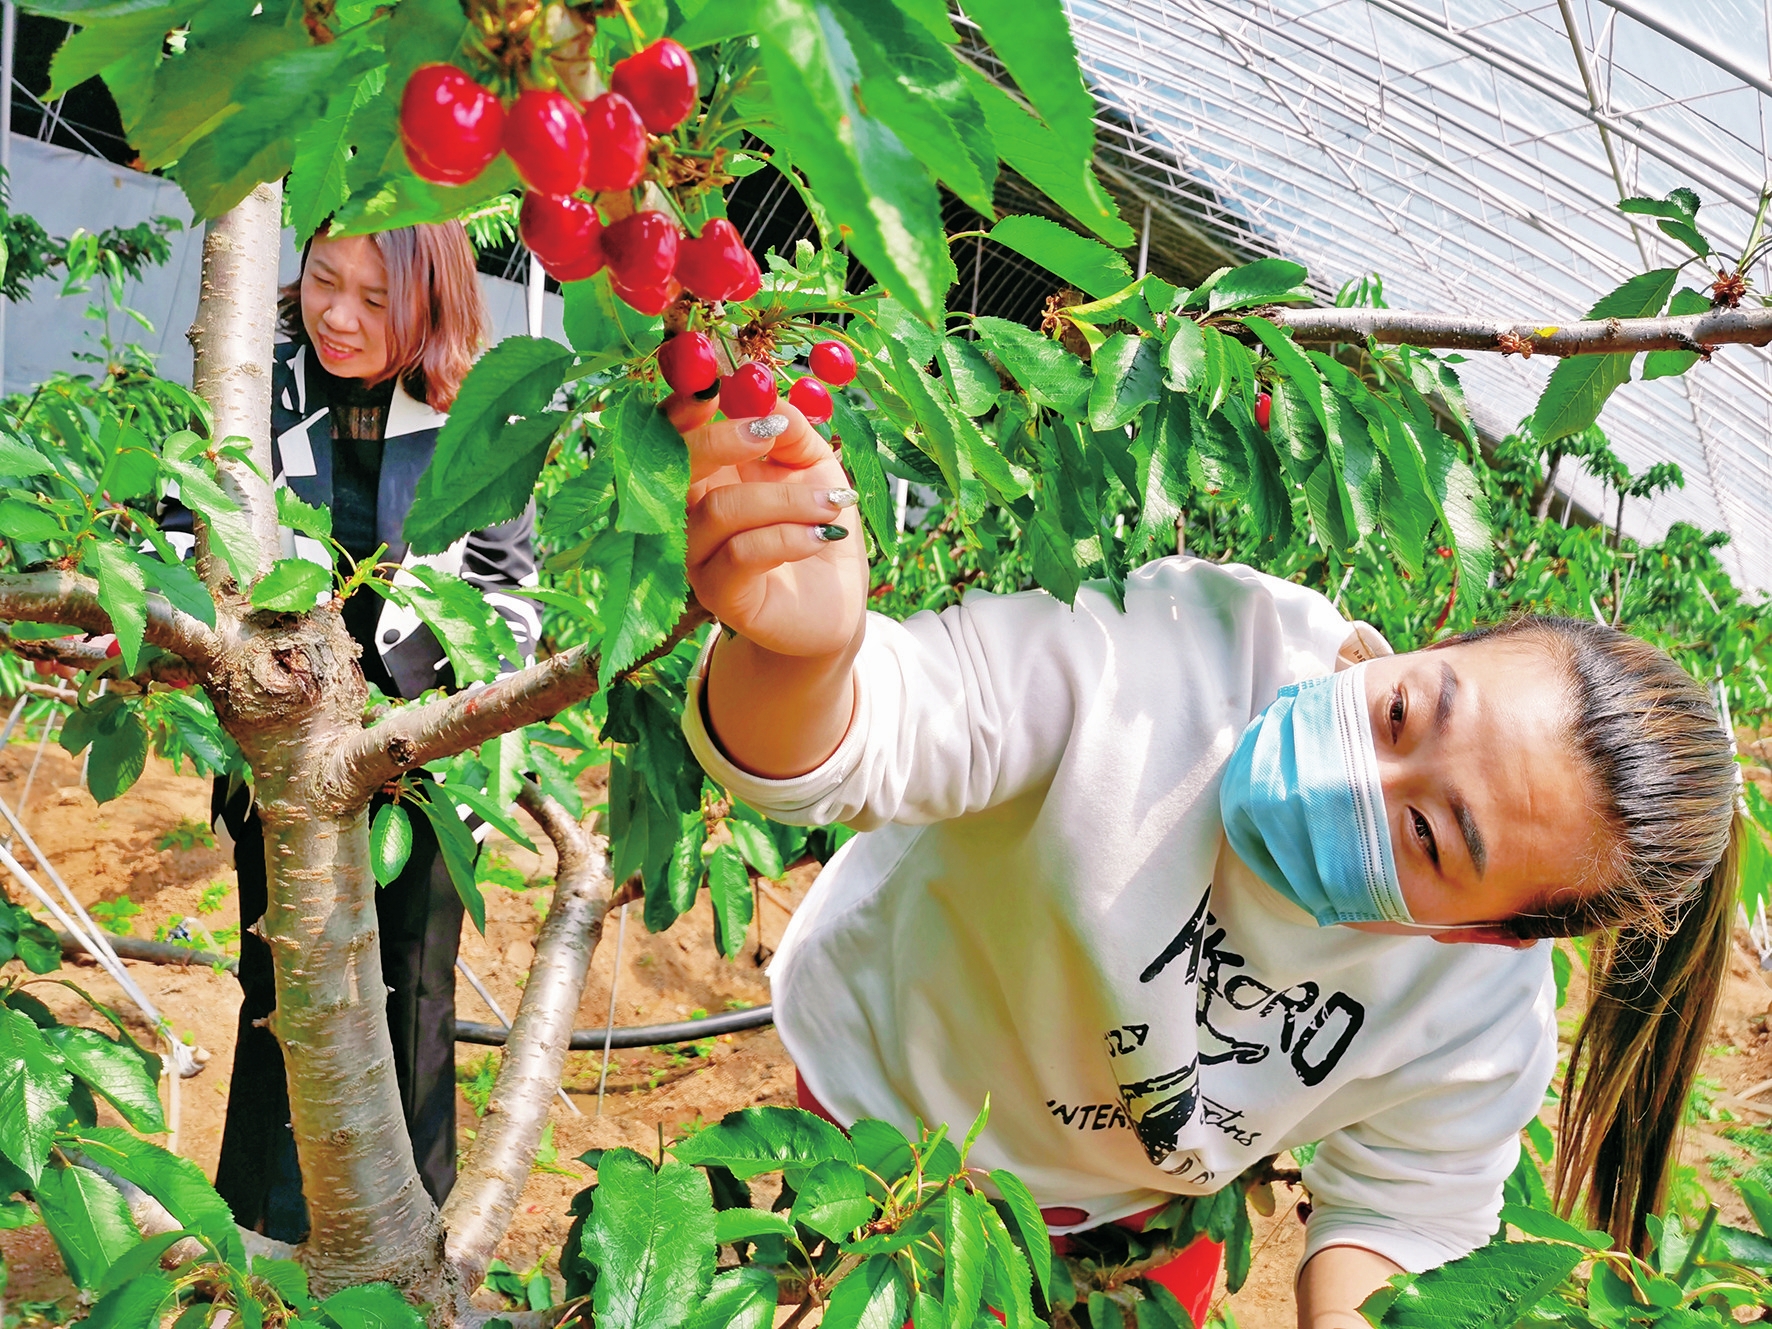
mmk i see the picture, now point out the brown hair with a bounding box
[1453,616,1741,1254]
[278,222,488,411]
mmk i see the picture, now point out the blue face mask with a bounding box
[1219,663,1412,927]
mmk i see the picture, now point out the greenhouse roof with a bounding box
[1049,0,1772,593]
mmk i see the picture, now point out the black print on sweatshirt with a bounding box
[1142,887,1365,1086]
[1046,1099,1131,1131]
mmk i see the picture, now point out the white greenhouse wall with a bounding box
[0,134,564,396]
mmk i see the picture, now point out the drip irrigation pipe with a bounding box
[64,934,779,1050]
[457,1005,775,1049]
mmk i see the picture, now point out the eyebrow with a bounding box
[1448,790,1487,877]
[1433,662,1458,735]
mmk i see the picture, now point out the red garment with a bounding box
[795,1076,1222,1329]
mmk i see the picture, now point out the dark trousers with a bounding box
[211,781,464,1241]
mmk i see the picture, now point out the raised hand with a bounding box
[670,396,869,659]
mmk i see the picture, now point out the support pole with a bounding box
[0,0,17,395]
[1136,202,1152,280]
[526,253,544,339]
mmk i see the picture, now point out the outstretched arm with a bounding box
[1296,1246,1403,1329]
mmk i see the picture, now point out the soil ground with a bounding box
[3,734,1772,1329]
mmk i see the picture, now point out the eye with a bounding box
[1410,809,1439,867]
[1387,687,1406,739]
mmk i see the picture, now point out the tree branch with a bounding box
[5,632,205,687]
[187,181,281,589]
[1266,303,1772,355]
[68,1154,295,1267]
[0,571,223,673]
[321,604,710,812]
[442,783,609,1286]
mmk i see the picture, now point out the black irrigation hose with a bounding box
[60,932,779,1051]
[455,1005,776,1049]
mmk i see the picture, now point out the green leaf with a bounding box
[370,802,414,886]
[671,1105,857,1179]
[937,337,1001,417]
[1206,259,1311,311]
[404,336,575,555]
[827,394,897,550]
[83,1267,175,1329]
[962,68,1130,246]
[713,1208,794,1243]
[94,1231,191,1299]
[0,1006,72,1180]
[1642,287,1712,381]
[313,1283,424,1329]
[62,1127,241,1264]
[1365,1240,1582,1329]
[580,1148,716,1329]
[726,815,784,879]
[0,497,67,542]
[850,1119,914,1185]
[399,565,523,685]
[752,0,956,324]
[822,1255,908,1329]
[84,541,147,673]
[973,316,1091,416]
[611,390,691,536]
[35,1162,139,1288]
[1531,268,1679,443]
[594,527,689,686]
[988,216,1131,300]
[792,1159,876,1240]
[251,558,331,612]
[44,1027,164,1133]
[562,269,665,361]
[944,1186,988,1326]
[411,789,484,933]
[87,702,151,805]
[276,486,334,541]
[1497,1203,1608,1249]
[1619,190,1699,221]
[957,0,1095,166]
[1135,1283,1192,1329]
[706,843,754,961]
[436,780,535,853]
[0,431,57,478]
[977,1199,1037,1329]
[129,550,215,629]
[988,1170,1052,1304]
[1127,393,1190,562]
[287,67,382,243]
[1086,333,1161,432]
[251,1256,311,1309]
[683,1267,778,1329]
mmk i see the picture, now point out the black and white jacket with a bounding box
[169,341,542,698]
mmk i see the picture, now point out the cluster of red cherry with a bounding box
[659,335,858,424]
[398,39,761,313]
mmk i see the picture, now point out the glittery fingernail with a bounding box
[748,414,790,439]
[823,487,859,509]
[812,524,850,542]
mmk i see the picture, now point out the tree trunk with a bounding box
[1532,452,1563,521]
[187,181,282,589]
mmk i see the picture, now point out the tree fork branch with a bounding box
[323,603,710,812]
[442,783,609,1287]
[0,571,223,673]
[1265,303,1772,355]
[67,1154,295,1267]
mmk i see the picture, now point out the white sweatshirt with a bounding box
[682,556,1557,1273]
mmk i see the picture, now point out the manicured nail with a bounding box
[813,524,850,542]
[748,414,790,439]
[823,487,858,509]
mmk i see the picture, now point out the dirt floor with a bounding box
[4,729,1772,1329]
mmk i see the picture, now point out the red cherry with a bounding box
[719,362,779,419]
[1255,391,1272,431]
[788,377,833,424]
[506,89,589,195]
[601,210,680,290]
[104,637,121,659]
[400,65,505,186]
[675,219,762,302]
[658,331,719,395]
[808,340,856,386]
[520,193,604,283]
[614,275,682,316]
[610,39,699,133]
[582,92,648,192]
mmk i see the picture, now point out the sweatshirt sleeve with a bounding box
[1299,954,1559,1273]
[682,585,1100,830]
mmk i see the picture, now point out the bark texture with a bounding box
[1269,303,1772,354]
[187,180,282,588]
[441,783,609,1284]
[0,571,222,669]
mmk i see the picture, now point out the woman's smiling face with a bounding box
[1347,639,1610,942]
[300,232,392,382]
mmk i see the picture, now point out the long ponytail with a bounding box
[1555,816,1740,1252]
[1452,616,1740,1254]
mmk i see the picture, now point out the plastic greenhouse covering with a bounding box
[1033,0,1772,591]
